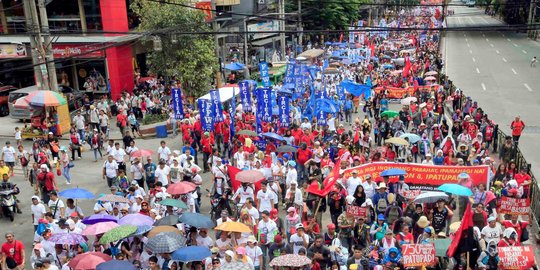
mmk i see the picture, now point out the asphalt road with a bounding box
[445,4,540,179]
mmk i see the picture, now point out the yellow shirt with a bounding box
[0,165,10,177]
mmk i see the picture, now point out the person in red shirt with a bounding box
[515,166,531,198]
[181,120,192,145]
[116,110,128,136]
[201,132,214,172]
[501,214,528,244]
[1,232,25,269]
[296,143,312,185]
[193,119,203,151]
[510,116,525,145]
[214,122,224,153]
[302,214,321,235]
[291,126,303,145]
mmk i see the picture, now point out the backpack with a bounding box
[377,194,388,213]
[387,206,400,224]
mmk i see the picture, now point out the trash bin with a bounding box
[155,125,168,138]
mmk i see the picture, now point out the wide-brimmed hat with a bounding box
[376,182,387,189]
[416,216,429,228]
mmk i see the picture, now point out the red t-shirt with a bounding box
[502,220,528,243]
[1,240,25,265]
[511,120,525,136]
[297,148,312,164]
[515,173,531,186]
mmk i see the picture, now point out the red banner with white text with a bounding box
[498,197,531,215]
[498,246,536,270]
[402,243,436,268]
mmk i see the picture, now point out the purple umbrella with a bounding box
[119,214,154,227]
[82,214,118,225]
[49,233,87,245]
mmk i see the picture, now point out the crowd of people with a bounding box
[0,4,536,270]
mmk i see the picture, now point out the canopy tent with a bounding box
[224,62,246,71]
[297,49,324,59]
[196,84,240,103]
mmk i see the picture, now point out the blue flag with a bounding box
[256,113,263,134]
[171,88,184,119]
[337,85,345,100]
[209,89,224,122]
[239,81,251,112]
[278,95,290,128]
[259,62,271,87]
[317,110,327,126]
[257,88,273,122]
[198,99,214,131]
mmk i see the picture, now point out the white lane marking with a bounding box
[468,17,474,24]
[476,67,480,74]
[522,50,527,54]
[458,17,463,26]
[481,83,486,91]
[467,43,471,48]
[482,33,486,37]
[502,57,507,62]
[490,44,494,47]
[524,83,533,92]
[507,38,511,41]
[486,38,489,42]
[513,43,518,47]
[496,50,500,54]
[481,17,489,23]
[472,57,476,62]
[465,38,468,42]
[469,50,473,54]
[511,68,517,75]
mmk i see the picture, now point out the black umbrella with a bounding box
[153,215,179,226]
[276,145,298,153]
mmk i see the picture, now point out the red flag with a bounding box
[413,79,419,91]
[354,129,360,144]
[339,32,344,43]
[226,165,262,193]
[370,43,375,57]
[403,56,411,78]
[447,203,474,257]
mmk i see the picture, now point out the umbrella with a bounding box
[424,76,437,81]
[160,198,188,209]
[276,145,298,153]
[269,254,312,267]
[82,221,119,236]
[82,214,118,225]
[419,102,427,108]
[49,233,86,245]
[166,182,196,195]
[236,170,265,183]
[130,149,155,158]
[438,183,473,196]
[380,168,407,177]
[414,191,449,204]
[179,213,214,228]
[323,68,339,74]
[146,232,187,253]
[14,97,30,109]
[237,129,258,136]
[68,252,112,270]
[220,262,252,270]
[99,225,138,244]
[25,90,67,106]
[385,137,410,146]
[171,246,212,262]
[434,239,452,257]
[262,132,285,141]
[380,110,399,118]
[119,213,155,227]
[382,64,395,69]
[214,221,252,233]
[98,194,130,203]
[224,62,246,71]
[133,225,153,236]
[400,133,421,143]
[425,70,438,76]
[58,188,95,199]
[148,226,181,238]
[153,215,179,226]
[400,96,417,105]
[96,260,137,270]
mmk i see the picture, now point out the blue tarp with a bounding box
[340,80,371,97]
[224,62,245,71]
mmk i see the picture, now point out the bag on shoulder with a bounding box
[520,221,529,242]
[20,156,29,167]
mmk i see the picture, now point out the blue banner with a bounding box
[317,110,327,126]
[171,88,184,119]
[285,62,295,78]
[295,77,304,92]
[198,99,214,131]
[278,95,290,127]
[337,85,345,100]
[229,87,236,140]
[239,81,251,112]
[271,89,277,108]
[256,113,263,134]
[293,63,302,77]
[253,138,266,151]
[257,88,273,122]
[209,89,224,122]
[259,62,271,87]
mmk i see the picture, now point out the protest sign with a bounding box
[498,197,531,215]
[401,190,422,200]
[346,205,367,218]
[402,243,436,268]
[498,246,536,270]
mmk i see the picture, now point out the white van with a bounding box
[8,85,41,120]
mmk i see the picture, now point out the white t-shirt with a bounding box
[327,117,336,131]
[481,223,503,243]
[233,151,247,169]
[232,186,254,204]
[256,189,275,212]
[65,206,84,218]
[130,163,144,180]
[48,199,65,219]
[157,146,171,161]
[31,203,47,225]
[155,165,171,186]
[196,235,214,248]
[103,160,118,178]
[257,219,278,243]
[347,177,361,196]
[2,146,16,162]
[111,148,127,163]
[362,181,377,199]
[93,202,113,215]
[289,233,310,254]
[246,206,260,220]
[246,245,263,267]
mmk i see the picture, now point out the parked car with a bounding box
[0,83,19,116]
[466,0,476,7]
[9,85,84,120]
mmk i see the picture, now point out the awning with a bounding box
[298,49,324,59]
[250,35,279,47]
[0,34,141,44]
[197,84,240,103]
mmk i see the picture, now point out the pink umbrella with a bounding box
[167,182,197,195]
[236,170,265,183]
[68,252,112,270]
[119,213,155,227]
[82,221,119,236]
[130,149,155,158]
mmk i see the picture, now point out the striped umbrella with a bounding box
[24,90,67,107]
[146,232,186,253]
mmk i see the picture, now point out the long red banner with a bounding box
[498,246,536,269]
[498,197,531,215]
[374,84,441,99]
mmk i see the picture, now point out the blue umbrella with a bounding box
[224,62,245,71]
[58,188,95,199]
[82,214,118,225]
[262,132,285,141]
[382,64,395,69]
[380,168,407,177]
[96,260,137,270]
[178,213,214,228]
[324,41,333,45]
[400,133,421,143]
[132,225,152,236]
[438,183,473,196]
[171,246,212,262]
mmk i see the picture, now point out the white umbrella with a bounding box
[414,191,449,204]
[401,96,417,105]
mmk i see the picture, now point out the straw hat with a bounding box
[449,221,461,233]
[387,193,396,204]
[416,216,429,228]
[377,182,387,190]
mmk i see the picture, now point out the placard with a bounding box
[401,190,422,200]
[402,243,436,268]
[498,197,531,215]
[498,246,536,270]
[346,205,367,218]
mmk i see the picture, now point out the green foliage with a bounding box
[141,113,169,125]
[286,0,369,31]
[131,0,218,97]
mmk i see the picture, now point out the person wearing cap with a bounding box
[31,196,46,231]
[290,223,309,254]
[285,160,298,188]
[245,235,263,269]
[93,194,113,215]
[370,214,389,241]
[346,171,362,197]
[481,216,503,244]
[361,174,377,199]
[36,163,56,203]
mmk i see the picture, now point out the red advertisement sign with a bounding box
[346,205,367,218]
[402,243,436,268]
[52,44,105,58]
[498,197,531,215]
[195,1,213,22]
[342,163,489,190]
[402,190,422,200]
[498,246,536,269]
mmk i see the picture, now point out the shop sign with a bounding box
[0,44,27,58]
[52,44,105,58]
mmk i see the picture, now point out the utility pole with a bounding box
[278,0,286,60]
[25,0,51,90]
[243,18,249,65]
[297,0,302,47]
[527,0,536,38]
[23,0,45,88]
[37,0,58,92]
[211,0,222,88]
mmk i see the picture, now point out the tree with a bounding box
[131,0,218,97]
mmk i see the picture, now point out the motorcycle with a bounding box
[0,188,17,221]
